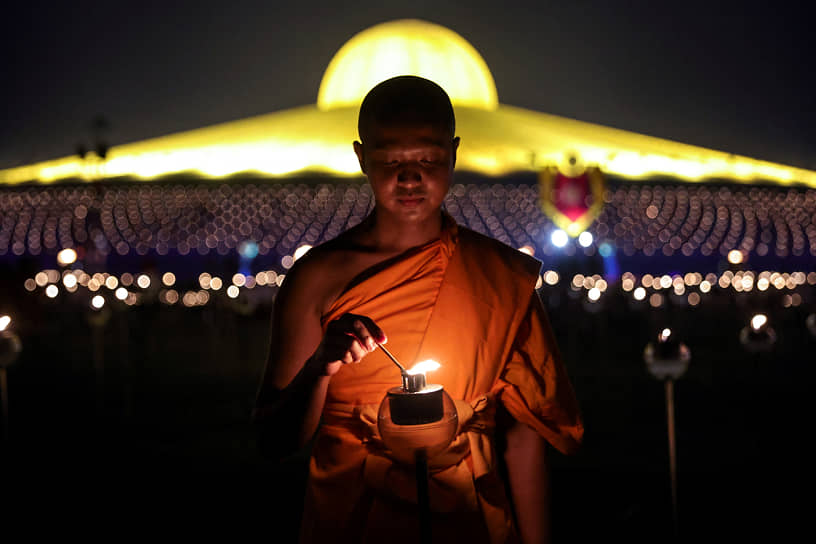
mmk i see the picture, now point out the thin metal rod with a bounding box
[665,378,679,538]
[376,342,407,374]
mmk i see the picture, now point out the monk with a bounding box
[254,75,583,543]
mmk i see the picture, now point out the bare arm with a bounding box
[504,420,551,544]
[253,259,385,460]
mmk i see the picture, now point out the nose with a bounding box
[397,163,422,184]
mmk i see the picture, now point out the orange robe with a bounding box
[300,216,583,543]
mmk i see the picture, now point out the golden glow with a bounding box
[232,273,246,287]
[56,248,77,266]
[2,97,815,186]
[294,244,313,261]
[63,274,77,289]
[165,289,179,305]
[227,285,240,298]
[162,272,176,287]
[105,276,119,290]
[751,314,768,331]
[45,285,58,298]
[660,328,672,341]
[210,277,223,290]
[543,270,559,285]
[115,287,128,300]
[518,245,535,256]
[317,19,498,111]
[407,359,440,376]
[727,250,744,264]
[587,287,601,301]
[2,21,815,187]
[634,287,647,301]
[0,315,10,331]
[136,274,150,289]
[91,295,105,309]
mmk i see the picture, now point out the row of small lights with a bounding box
[20,245,816,311]
[565,269,816,308]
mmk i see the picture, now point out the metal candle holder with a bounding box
[376,343,458,544]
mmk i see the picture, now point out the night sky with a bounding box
[2,0,814,171]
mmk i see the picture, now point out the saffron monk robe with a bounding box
[253,75,584,544]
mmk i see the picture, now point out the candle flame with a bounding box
[660,328,671,341]
[406,359,440,375]
[751,314,767,331]
[0,315,10,331]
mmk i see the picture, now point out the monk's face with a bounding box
[354,122,459,226]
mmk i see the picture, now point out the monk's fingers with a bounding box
[347,338,368,363]
[335,313,387,345]
[351,319,378,352]
[357,315,387,345]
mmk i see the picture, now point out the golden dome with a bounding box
[317,19,498,111]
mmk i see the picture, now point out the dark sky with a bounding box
[2,0,815,171]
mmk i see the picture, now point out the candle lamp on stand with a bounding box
[739,313,777,352]
[644,327,691,540]
[0,315,22,445]
[375,344,458,543]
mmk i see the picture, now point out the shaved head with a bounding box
[357,76,456,144]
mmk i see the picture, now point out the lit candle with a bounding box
[386,358,445,426]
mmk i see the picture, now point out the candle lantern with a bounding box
[643,327,691,539]
[644,328,691,380]
[377,359,458,465]
[0,316,22,445]
[374,345,458,544]
[739,313,777,352]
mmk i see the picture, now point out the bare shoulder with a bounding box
[276,230,365,316]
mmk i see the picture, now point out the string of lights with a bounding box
[2,181,815,262]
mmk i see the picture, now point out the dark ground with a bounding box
[0,276,812,542]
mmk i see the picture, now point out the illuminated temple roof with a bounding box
[2,19,815,188]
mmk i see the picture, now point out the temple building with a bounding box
[1,19,815,306]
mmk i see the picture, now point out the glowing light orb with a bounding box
[91,295,105,309]
[728,250,744,264]
[633,287,647,301]
[0,315,10,331]
[551,229,568,248]
[238,240,259,259]
[115,287,128,300]
[57,248,77,266]
[45,285,58,298]
[751,314,768,331]
[578,232,594,247]
[317,19,498,111]
[294,244,313,261]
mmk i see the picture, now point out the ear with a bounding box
[353,141,366,174]
[451,136,460,168]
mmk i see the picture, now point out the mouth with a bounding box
[397,197,425,207]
